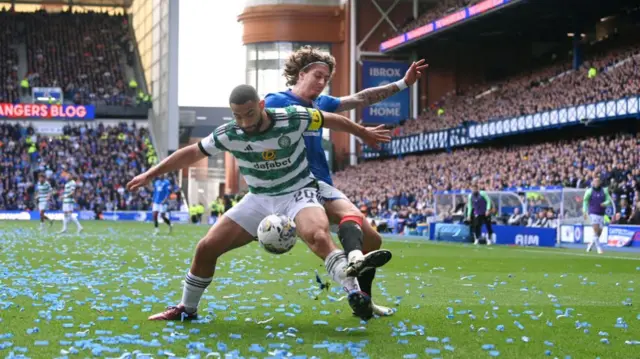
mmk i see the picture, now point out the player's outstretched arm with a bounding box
[335,59,428,112]
[322,111,391,148]
[127,144,206,192]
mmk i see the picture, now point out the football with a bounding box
[257,214,297,254]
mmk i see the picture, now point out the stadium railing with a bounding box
[433,187,603,222]
[362,96,640,159]
[429,187,640,248]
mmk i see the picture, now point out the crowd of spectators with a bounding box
[392,0,481,38]
[399,38,640,135]
[0,122,179,212]
[0,7,142,107]
[334,133,640,221]
[0,8,20,104]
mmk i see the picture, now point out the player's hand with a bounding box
[127,173,151,192]
[485,211,490,217]
[403,59,429,86]
[600,203,607,207]
[360,125,391,149]
[583,213,588,220]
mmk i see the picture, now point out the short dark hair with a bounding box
[229,85,259,105]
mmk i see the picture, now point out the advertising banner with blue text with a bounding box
[361,61,410,125]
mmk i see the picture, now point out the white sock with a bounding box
[347,249,364,264]
[71,216,82,230]
[181,272,212,312]
[586,241,593,251]
[594,233,602,251]
[61,214,68,231]
[324,249,360,292]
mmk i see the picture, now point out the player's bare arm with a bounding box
[321,111,391,148]
[335,59,428,112]
[127,144,207,191]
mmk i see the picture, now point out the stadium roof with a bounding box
[383,0,639,54]
[11,0,132,7]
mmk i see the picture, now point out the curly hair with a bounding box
[283,46,336,87]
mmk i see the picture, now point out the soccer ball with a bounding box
[257,214,297,254]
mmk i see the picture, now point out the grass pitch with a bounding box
[0,221,638,358]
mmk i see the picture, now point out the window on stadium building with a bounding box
[246,42,332,140]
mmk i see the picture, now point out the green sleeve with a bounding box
[602,188,612,206]
[466,194,472,217]
[583,188,592,213]
[480,191,492,212]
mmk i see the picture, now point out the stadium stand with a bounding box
[334,133,640,214]
[0,8,145,106]
[0,7,162,213]
[399,37,640,135]
[0,122,178,212]
[0,9,20,104]
[391,0,482,39]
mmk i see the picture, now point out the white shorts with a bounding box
[152,203,167,213]
[62,203,74,212]
[589,214,604,226]
[317,180,348,204]
[224,187,324,237]
[38,202,48,211]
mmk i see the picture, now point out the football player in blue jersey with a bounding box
[265,46,427,317]
[152,174,173,235]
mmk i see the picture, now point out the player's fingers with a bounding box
[373,126,390,133]
[415,59,426,65]
[373,133,391,142]
[127,179,139,191]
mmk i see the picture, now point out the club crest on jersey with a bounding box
[278,135,292,148]
[262,150,276,161]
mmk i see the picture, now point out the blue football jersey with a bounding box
[264,90,340,185]
[152,179,171,204]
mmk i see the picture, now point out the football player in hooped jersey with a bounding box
[265,46,428,317]
[126,84,391,321]
[36,173,54,230]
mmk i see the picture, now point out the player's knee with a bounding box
[194,235,226,262]
[363,227,382,251]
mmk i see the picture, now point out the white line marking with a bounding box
[515,248,640,261]
[382,237,640,261]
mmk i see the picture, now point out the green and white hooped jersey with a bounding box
[63,180,76,204]
[198,105,324,196]
[36,181,52,204]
